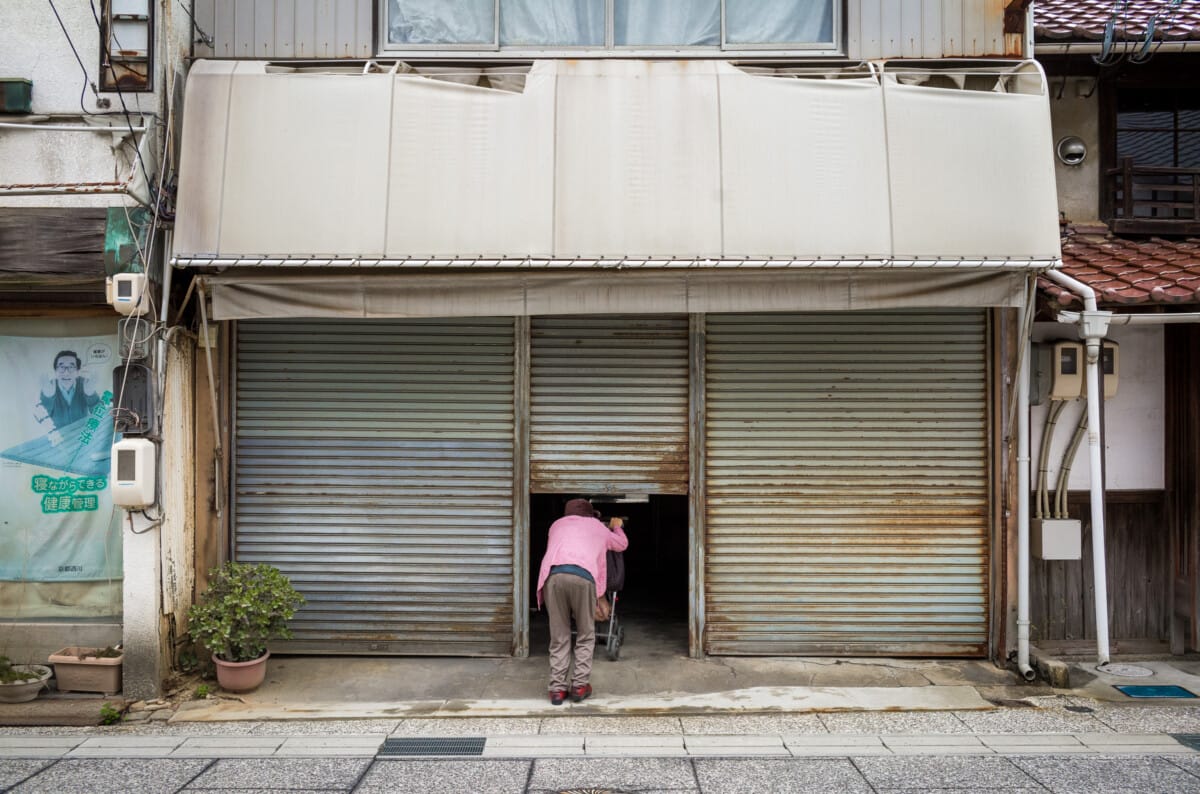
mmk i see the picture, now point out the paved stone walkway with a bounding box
[1,731,1198,759]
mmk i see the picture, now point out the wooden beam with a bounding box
[1004,0,1033,35]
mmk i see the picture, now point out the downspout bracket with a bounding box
[1077,310,1113,341]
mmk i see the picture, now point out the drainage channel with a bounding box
[378,737,487,757]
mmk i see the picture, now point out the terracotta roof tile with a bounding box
[1035,0,1200,44]
[1039,224,1200,307]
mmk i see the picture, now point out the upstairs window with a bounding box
[382,0,838,53]
[1106,85,1200,234]
[100,0,153,91]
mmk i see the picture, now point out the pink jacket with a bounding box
[536,515,629,608]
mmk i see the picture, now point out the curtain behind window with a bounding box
[615,0,719,46]
[501,0,605,46]
[390,0,833,48]
[389,0,493,44]
[726,0,832,44]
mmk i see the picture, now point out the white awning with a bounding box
[174,58,1061,266]
[204,268,1030,320]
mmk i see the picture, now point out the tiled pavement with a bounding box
[6,703,1200,791]
[0,730,1197,759]
[4,751,1200,792]
[0,729,1195,762]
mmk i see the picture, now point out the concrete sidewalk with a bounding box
[6,611,1200,728]
[1,730,1197,759]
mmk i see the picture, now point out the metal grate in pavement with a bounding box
[1172,735,1200,751]
[378,737,486,757]
[1115,685,1197,699]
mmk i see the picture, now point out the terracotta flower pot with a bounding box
[48,647,123,695]
[212,652,269,692]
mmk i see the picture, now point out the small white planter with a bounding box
[0,664,52,703]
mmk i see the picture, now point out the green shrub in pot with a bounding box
[188,562,305,663]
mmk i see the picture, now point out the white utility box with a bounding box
[1032,518,1082,560]
[106,273,149,316]
[1050,341,1084,399]
[1102,340,1120,399]
[111,437,156,508]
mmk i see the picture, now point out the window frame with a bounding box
[1101,75,1200,234]
[376,0,843,58]
[99,0,154,92]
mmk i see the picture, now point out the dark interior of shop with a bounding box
[528,493,690,656]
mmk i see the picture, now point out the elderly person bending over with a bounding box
[535,498,628,705]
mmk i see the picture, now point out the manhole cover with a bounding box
[1099,663,1154,678]
[378,737,486,757]
[1115,684,1197,699]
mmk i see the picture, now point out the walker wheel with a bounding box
[607,626,624,661]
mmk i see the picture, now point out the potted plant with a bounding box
[188,561,304,692]
[47,645,123,695]
[0,656,52,703]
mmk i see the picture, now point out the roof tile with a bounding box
[1035,0,1200,44]
[1039,224,1200,307]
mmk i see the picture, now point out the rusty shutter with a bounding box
[704,311,989,656]
[530,315,689,495]
[234,318,515,655]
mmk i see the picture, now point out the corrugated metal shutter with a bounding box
[235,318,515,655]
[530,315,689,495]
[705,311,989,656]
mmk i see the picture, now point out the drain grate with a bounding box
[378,737,487,757]
[1172,735,1200,751]
[1115,684,1197,699]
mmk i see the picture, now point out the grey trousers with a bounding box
[544,573,596,691]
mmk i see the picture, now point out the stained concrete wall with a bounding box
[1031,322,1165,492]
[1048,76,1102,224]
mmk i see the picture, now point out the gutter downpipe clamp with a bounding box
[1043,270,1112,667]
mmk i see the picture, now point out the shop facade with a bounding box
[173,57,1058,661]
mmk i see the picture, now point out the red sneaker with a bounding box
[550,689,567,706]
[569,684,592,703]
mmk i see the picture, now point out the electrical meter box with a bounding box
[111,437,155,508]
[1050,341,1084,400]
[1032,518,1082,560]
[1102,341,1120,399]
[106,273,148,316]
[112,363,155,435]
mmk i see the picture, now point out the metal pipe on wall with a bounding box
[1017,338,1035,680]
[1043,268,1112,666]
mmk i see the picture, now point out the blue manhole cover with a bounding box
[1115,685,1197,699]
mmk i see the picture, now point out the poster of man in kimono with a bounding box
[0,322,123,618]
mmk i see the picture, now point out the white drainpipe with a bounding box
[1017,339,1035,680]
[1042,269,1113,666]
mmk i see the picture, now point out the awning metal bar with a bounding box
[172,256,1060,270]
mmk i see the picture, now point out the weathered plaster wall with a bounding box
[1048,76,1101,224]
[1031,322,1165,492]
[0,3,161,208]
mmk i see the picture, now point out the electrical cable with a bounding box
[46,0,101,115]
[87,0,158,203]
[176,0,214,48]
[1054,405,1090,519]
[1130,0,1184,64]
